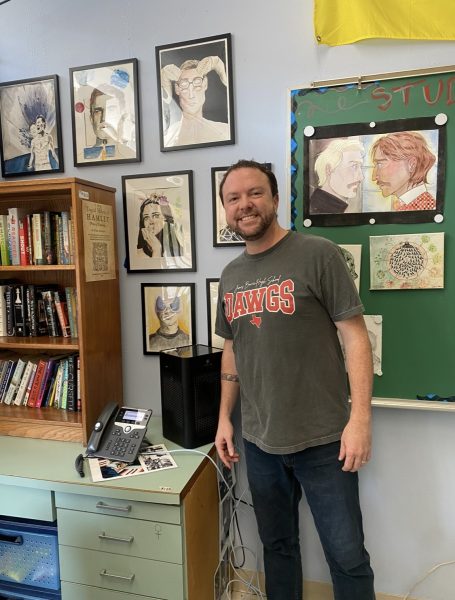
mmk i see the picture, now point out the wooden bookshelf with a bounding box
[0,178,123,444]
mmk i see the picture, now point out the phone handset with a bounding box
[87,401,119,454]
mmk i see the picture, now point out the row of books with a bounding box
[0,352,80,410]
[0,283,78,338]
[0,208,75,266]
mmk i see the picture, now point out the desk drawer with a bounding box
[55,492,180,525]
[57,508,183,563]
[62,581,160,600]
[59,546,183,600]
[0,487,55,522]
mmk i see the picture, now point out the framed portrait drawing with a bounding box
[123,170,196,273]
[69,58,141,166]
[302,116,445,226]
[156,33,235,152]
[0,74,64,177]
[206,278,224,349]
[212,162,272,247]
[141,283,196,355]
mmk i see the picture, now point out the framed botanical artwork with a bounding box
[69,58,141,166]
[206,278,224,349]
[0,74,64,177]
[141,283,196,355]
[212,162,272,247]
[156,33,235,152]
[122,170,196,273]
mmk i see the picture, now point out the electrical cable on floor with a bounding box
[403,559,455,599]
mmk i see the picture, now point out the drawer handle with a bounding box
[96,501,132,513]
[100,569,135,582]
[98,532,134,544]
[0,533,23,545]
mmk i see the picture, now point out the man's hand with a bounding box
[215,417,240,469]
[339,418,372,472]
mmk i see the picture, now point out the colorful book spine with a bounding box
[60,359,69,410]
[0,214,10,266]
[0,284,8,336]
[0,360,16,403]
[14,360,35,406]
[32,213,45,265]
[65,287,78,338]
[7,208,20,266]
[53,291,71,337]
[13,284,28,337]
[18,218,29,266]
[4,358,26,405]
[53,361,65,409]
[23,362,38,406]
[41,290,60,337]
[61,211,70,265]
[5,284,15,336]
[27,358,47,407]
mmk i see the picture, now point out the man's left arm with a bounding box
[335,314,373,473]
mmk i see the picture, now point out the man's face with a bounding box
[36,117,46,136]
[142,203,164,236]
[175,68,207,116]
[156,296,180,328]
[372,147,412,198]
[327,149,364,199]
[222,168,278,241]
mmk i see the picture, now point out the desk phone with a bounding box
[86,401,153,463]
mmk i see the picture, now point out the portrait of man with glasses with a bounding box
[157,35,234,150]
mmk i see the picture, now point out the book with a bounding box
[66,354,76,411]
[59,359,69,410]
[61,211,70,265]
[76,354,81,411]
[0,284,8,336]
[65,287,78,338]
[18,218,30,266]
[52,361,65,409]
[14,359,36,406]
[31,213,45,265]
[0,214,10,265]
[3,357,26,405]
[27,357,48,407]
[53,290,71,337]
[4,284,15,336]
[0,359,16,403]
[13,284,28,337]
[41,289,61,337]
[7,208,20,266]
[23,362,38,407]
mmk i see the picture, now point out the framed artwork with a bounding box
[338,244,362,292]
[301,116,445,226]
[369,232,444,290]
[0,74,63,177]
[141,283,196,355]
[206,278,224,349]
[69,58,141,166]
[122,170,196,273]
[156,33,235,152]
[212,162,272,247]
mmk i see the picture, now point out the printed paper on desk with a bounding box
[88,443,177,482]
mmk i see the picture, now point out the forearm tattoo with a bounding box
[221,373,239,383]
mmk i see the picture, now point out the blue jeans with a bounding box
[243,439,375,600]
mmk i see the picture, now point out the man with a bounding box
[28,115,59,171]
[371,131,436,211]
[310,138,364,214]
[161,56,230,147]
[215,160,375,600]
[148,294,189,352]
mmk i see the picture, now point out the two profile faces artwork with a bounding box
[304,116,445,226]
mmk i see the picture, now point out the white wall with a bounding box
[2,1,455,597]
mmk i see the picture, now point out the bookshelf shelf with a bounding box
[0,177,123,444]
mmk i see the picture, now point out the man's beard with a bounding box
[232,210,276,241]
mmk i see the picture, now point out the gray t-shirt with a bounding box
[215,231,364,454]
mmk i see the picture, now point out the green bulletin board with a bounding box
[289,66,455,403]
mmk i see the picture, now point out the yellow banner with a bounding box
[314,0,455,46]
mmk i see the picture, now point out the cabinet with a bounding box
[0,177,123,444]
[0,425,219,600]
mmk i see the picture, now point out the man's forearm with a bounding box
[219,339,240,420]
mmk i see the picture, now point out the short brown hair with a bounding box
[219,160,278,204]
[371,131,436,186]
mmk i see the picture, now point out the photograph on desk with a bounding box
[88,443,177,482]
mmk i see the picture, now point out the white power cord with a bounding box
[403,559,455,599]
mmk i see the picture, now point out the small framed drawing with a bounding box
[0,74,64,177]
[122,170,196,273]
[156,33,235,151]
[212,162,272,246]
[69,58,141,166]
[141,282,196,355]
[206,278,224,349]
